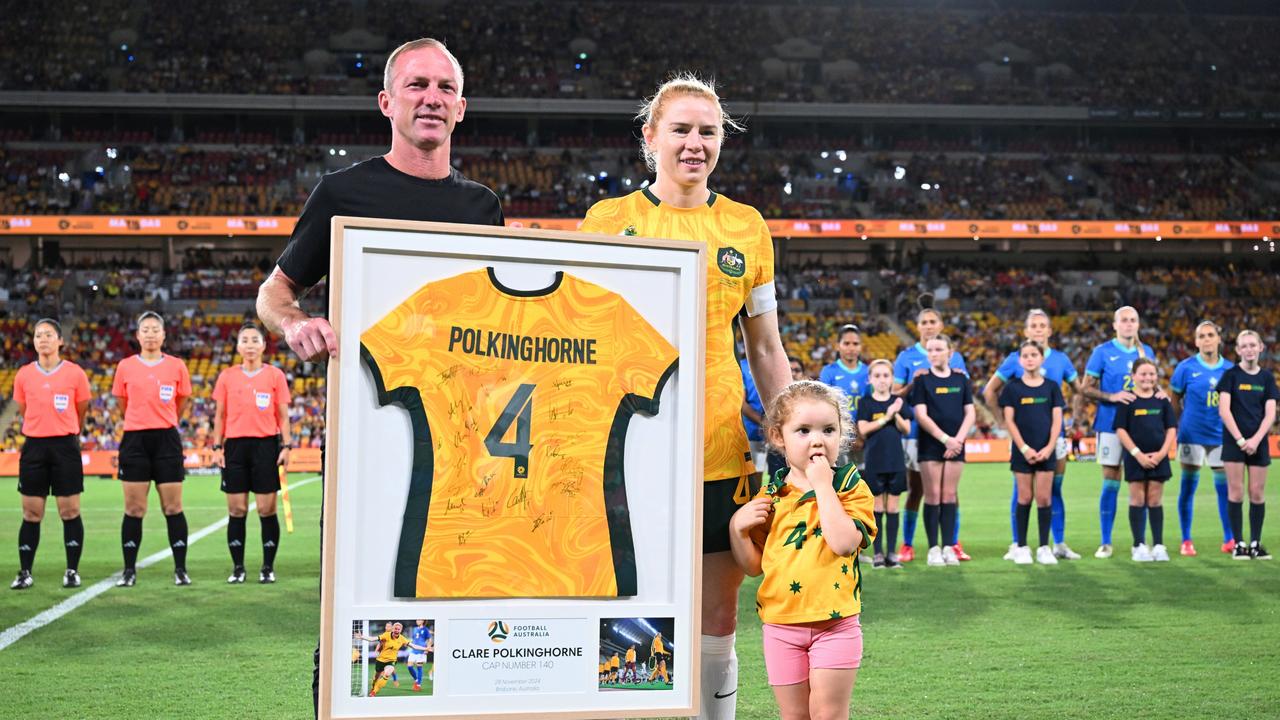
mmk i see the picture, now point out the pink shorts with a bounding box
[761,615,862,686]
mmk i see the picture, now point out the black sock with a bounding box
[1037,506,1052,548]
[18,520,40,572]
[63,516,84,571]
[1149,505,1164,546]
[873,511,885,555]
[923,503,940,548]
[940,502,958,549]
[260,514,280,568]
[886,512,901,555]
[1250,502,1265,544]
[228,515,247,568]
[122,515,143,570]
[165,512,189,571]
[1015,503,1031,547]
[1229,500,1244,543]
[1129,505,1146,547]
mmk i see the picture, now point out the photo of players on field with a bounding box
[598,617,675,691]
[350,618,434,697]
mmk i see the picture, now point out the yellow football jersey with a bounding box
[581,189,777,481]
[362,268,678,598]
[376,632,410,663]
[610,654,620,669]
[650,635,666,656]
[625,647,637,663]
[754,464,877,624]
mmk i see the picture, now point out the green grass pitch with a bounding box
[1,464,1277,718]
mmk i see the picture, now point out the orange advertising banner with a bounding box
[1,215,1276,240]
[0,447,323,476]
[964,439,1012,463]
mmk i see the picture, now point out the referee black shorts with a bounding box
[18,434,84,497]
[220,436,282,494]
[118,428,185,484]
[703,474,761,554]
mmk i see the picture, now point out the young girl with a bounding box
[1218,330,1279,560]
[909,335,976,567]
[998,341,1065,566]
[856,359,913,568]
[729,381,876,720]
[1113,358,1177,562]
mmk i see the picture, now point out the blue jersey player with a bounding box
[983,309,1083,561]
[891,301,969,563]
[1078,306,1158,559]
[1170,321,1234,556]
[407,619,432,689]
[819,324,870,412]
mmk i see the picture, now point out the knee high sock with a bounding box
[1149,505,1164,546]
[1009,476,1020,544]
[1051,474,1066,544]
[1177,468,1199,542]
[923,503,941,548]
[885,512,900,556]
[121,515,142,570]
[903,509,919,547]
[1229,500,1244,543]
[873,511,884,555]
[1015,502,1031,547]
[62,515,83,571]
[1250,502,1266,544]
[697,633,737,720]
[261,514,281,568]
[1129,505,1147,547]
[165,512,189,571]
[1213,470,1231,543]
[941,503,958,550]
[227,515,247,567]
[1038,506,1053,548]
[18,520,39,572]
[1100,479,1121,545]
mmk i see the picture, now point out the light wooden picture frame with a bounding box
[319,217,707,719]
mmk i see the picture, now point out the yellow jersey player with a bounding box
[581,74,789,720]
[646,631,671,685]
[624,644,639,683]
[363,269,678,598]
[361,622,409,694]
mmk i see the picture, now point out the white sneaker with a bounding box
[926,546,945,567]
[1036,546,1059,565]
[1150,544,1170,562]
[1131,544,1154,562]
[1095,544,1113,559]
[1013,546,1034,565]
[1054,543,1082,560]
[942,545,960,566]
[1003,543,1017,561]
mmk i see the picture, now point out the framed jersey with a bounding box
[319,217,706,720]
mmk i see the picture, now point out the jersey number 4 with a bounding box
[485,383,534,479]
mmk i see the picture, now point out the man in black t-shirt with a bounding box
[257,37,503,360]
[253,37,502,718]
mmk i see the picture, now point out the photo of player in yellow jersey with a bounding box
[598,617,675,691]
[350,619,434,697]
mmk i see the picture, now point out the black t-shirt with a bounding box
[1218,365,1280,438]
[998,377,1065,451]
[1114,395,1176,451]
[276,157,504,288]
[856,394,913,476]
[908,370,972,437]
[1114,395,1176,478]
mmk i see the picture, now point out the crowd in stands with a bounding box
[3,260,1278,454]
[3,139,1277,221]
[4,1,1280,109]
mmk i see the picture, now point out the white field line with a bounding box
[0,475,321,652]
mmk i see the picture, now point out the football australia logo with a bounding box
[488,620,510,643]
[717,247,746,278]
